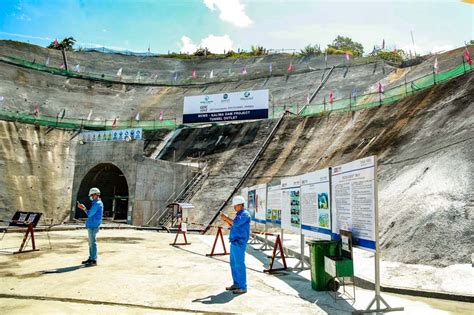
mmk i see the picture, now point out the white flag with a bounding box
[269,63,273,74]
[241,67,247,75]
[433,57,439,74]
[0,96,4,102]
[306,93,310,105]
[45,57,50,66]
[159,111,164,121]
[135,112,140,121]
[117,68,123,76]
[210,70,214,79]
[74,64,81,72]
[87,110,93,121]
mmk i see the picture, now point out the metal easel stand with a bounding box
[293,234,310,270]
[249,221,263,245]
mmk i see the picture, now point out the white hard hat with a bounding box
[232,196,246,207]
[88,187,101,196]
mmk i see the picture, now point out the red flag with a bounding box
[54,39,59,46]
[112,117,118,128]
[192,69,197,79]
[60,63,65,69]
[34,104,40,117]
[345,52,351,61]
[465,48,472,65]
[378,82,384,93]
[287,62,294,72]
[241,67,247,75]
[329,91,334,104]
[159,111,164,121]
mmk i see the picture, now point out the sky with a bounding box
[0,0,472,55]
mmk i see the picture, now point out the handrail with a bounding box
[298,66,335,115]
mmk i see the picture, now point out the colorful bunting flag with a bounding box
[378,82,384,93]
[192,69,197,79]
[173,72,178,81]
[241,66,247,75]
[210,70,214,79]
[351,88,358,98]
[329,91,334,104]
[117,68,123,76]
[87,110,93,121]
[135,112,140,121]
[44,57,50,66]
[465,48,472,65]
[345,52,350,61]
[112,117,118,128]
[287,62,294,72]
[159,111,164,121]
[74,64,81,72]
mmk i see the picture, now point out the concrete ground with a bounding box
[0,228,472,314]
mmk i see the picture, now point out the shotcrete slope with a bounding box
[161,72,473,266]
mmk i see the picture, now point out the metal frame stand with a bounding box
[170,223,191,246]
[258,223,271,250]
[264,234,287,273]
[14,223,40,254]
[329,276,356,303]
[293,234,310,270]
[206,227,228,256]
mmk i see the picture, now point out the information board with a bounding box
[81,128,142,143]
[281,176,301,233]
[247,186,257,219]
[254,183,267,223]
[331,156,377,251]
[266,184,282,225]
[300,169,331,239]
[183,90,269,123]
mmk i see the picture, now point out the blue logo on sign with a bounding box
[205,96,210,101]
[244,91,250,97]
[223,93,228,99]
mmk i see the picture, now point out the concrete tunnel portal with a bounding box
[76,163,129,221]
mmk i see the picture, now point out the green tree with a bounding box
[300,44,322,56]
[250,45,267,56]
[327,35,364,57]
[193,47,212,56]
[47,37,76,51]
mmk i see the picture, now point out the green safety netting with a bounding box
[0,56,471,131]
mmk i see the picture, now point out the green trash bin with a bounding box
[307,240,340,291]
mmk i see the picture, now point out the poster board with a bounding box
[266,184,282,225]
[281,176,301,233]
[254,183,267,223]
[241,187,248,208]
[331,156,377,251]
[300,169,331,239]
[247,186,257,219]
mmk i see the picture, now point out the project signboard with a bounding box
[183,90,269,123]
[300,169,331,239]
[331,156,377,251]
[266,184,282,225]
[281,176,301,233]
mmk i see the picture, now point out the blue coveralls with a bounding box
[229,208,251,290]
[86,199,103,260]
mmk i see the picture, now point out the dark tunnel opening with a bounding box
[76,163,129,221]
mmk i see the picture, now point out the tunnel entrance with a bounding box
[76,163,129,221]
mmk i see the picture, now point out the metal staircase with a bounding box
[144,166,209,229]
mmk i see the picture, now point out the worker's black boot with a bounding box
[82,258,92,264]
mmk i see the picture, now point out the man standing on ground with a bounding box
[220,196,251,294]
[77,187,103,266]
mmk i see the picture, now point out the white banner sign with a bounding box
[331,156,377,251]
[300,169,331,239]
[281,176,301,233]
[266,184,282,225]
[183,90,269,123]
[81,128,142,142]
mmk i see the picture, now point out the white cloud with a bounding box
[203,0,252,27]
[179,34,234,54]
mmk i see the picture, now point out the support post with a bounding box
[293,233,309,270]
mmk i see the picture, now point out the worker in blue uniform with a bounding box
[77,187,103,266]
[220,196,251,294]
